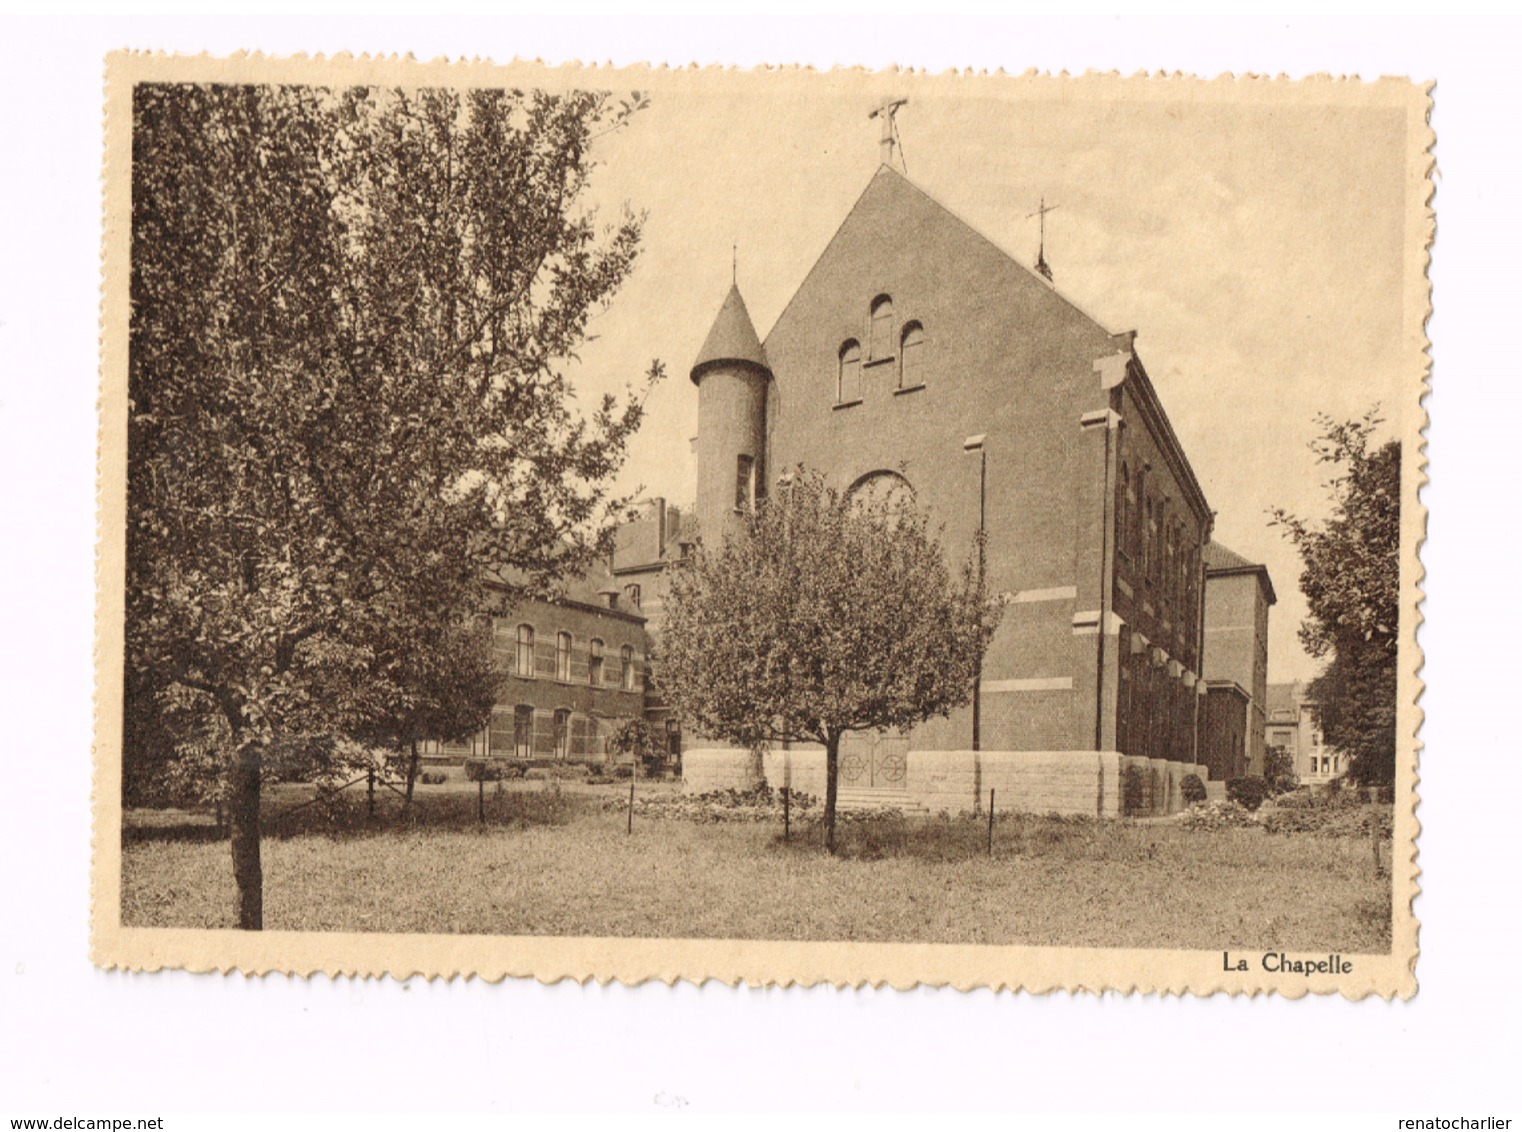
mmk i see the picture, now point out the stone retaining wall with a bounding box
[683,747,1210,816]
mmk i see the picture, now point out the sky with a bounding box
[547,71,1420,685]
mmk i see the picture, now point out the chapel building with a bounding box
[677,164,1222,815]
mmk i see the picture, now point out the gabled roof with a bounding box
[1204,541,1256,572]
[691,283,770,384]
[1204,540,1278,605]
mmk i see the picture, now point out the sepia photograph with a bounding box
[93,54,1427,995]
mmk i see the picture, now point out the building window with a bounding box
[621,645,635,691]
[899,321,924,387]
[514,705,534,759]
[1118,463,1130,560]
[556,631,572,681]
[516,624,535,677]
[553,709,570,761]
[588,638,604,686]
[735,454,754,511]
[869,295,894,360]
[624,583,642,608]
[837,339,861,403]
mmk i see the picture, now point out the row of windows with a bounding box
[503,622,638,691]
[837,295,925,404]
[1118,460,1201,641]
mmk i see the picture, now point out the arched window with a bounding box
[899,321,924,388]
[556,631,572,681]
[513,705,534,759]
[837,340,861,404]
[620,645,635,691]
[516,624,535,677]
[869,295,894,360]
[846,470,916,519]
[553,709,570,761]
[589,638,604,686]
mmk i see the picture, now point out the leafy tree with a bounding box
[1263,746,1298,795]
[1271,411,1400,786]
[607,717,670,776]
[127,83,658,928]
[659,469,1001,853]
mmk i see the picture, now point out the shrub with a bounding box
[1122,764,1146,816]
[1226,775,1271,811]
[419,770,448,786]
[1180,773,1207,805]
[464,759,507,783]
[612,764,634,780]
[1264,747,1298,795]
[1176,799,1262,831]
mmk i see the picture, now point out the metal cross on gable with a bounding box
[869,97,909,169]
[1027,196,1060,282]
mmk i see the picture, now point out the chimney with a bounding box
[652,497,667,559]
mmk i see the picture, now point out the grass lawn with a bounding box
[121,782,1392,952]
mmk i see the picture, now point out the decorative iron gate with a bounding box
[838,731,909,790]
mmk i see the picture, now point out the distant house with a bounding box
[417,562,652,768]
[1265,681,1342,785]
[1200,541,1276,780]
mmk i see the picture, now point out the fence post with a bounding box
[783,786,790,842]
[627,777,635,835]
[478,776,485,825]
[987,787,995,857]
[367,768,376,817]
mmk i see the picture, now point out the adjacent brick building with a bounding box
[1201,541,1276,780]
[418,563,651,768]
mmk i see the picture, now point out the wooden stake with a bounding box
[783,786,791,841]
[988,788,995,857]
[627,777,635,835]
[477,776,485,824]
[367,768,376,817]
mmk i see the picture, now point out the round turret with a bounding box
[691,285,771,546]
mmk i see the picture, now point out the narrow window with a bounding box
[589,638,604,686]
[899,321,924,387]
[735,455,754,511]
[1118,463,1130,560]
[556,631,572,681]
[620,645,635,691]
[514,705,534,759]
[869,295,894,360]
[516,624,535,677]
[624,583,641,608]
[553,709,570,761]
[837,340,861,403]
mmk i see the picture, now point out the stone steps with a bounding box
[836,788,927,814]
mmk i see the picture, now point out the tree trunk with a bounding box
[824,733,840,855]
[405,739,419,804]
[228,740,263,930]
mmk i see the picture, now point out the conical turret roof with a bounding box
[691,284,770,384]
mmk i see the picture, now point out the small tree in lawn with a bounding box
[608,718,662,776]
[1271,410,1400,786]
[659,469,1001,853]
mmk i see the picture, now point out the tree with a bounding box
[1271,411,1400,786]
[658,469,1001,852]
[127,84,659,928]
[607,718,664,776]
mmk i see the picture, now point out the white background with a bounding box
[0,13,1514,1116]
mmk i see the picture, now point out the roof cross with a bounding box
[869,97,909,169]
[1027,196,1060,282]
